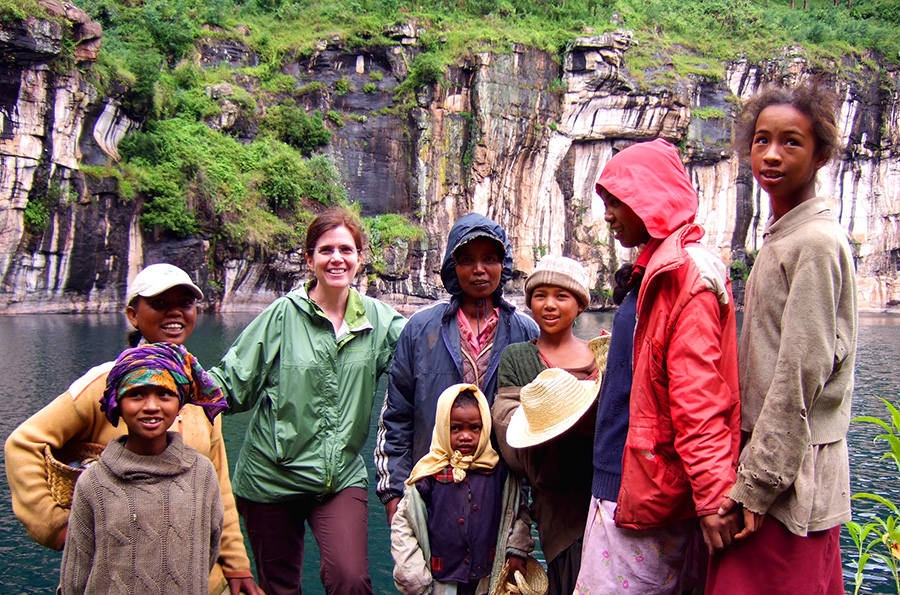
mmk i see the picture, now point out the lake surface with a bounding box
[0,310,897,593]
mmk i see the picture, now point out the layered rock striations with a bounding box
[1,14,898,313]
[0,3,139,313]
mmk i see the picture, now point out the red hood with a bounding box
[596,139,698,239]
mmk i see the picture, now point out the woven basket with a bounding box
[44,442,104,508]
[588,332,611,375]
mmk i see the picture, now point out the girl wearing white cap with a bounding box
[5,263,263,595]
[492,254,606,595]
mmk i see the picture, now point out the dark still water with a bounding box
[0,311,897,593]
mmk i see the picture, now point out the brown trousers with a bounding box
[236,487,374,595]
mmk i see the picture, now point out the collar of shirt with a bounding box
[456,307,499,355]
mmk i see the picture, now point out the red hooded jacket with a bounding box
[596,139,741,529]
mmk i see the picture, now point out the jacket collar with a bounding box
[292,281,374,336]
[641,223,706,284]
[441,294,518,324]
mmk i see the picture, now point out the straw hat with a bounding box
[506,368,598,448]
[491,556,549,595]
[588,332,611,373]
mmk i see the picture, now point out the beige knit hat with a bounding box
[525,255,591,308]
[506,368,599,448]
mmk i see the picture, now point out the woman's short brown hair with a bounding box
[304,207,366,255]
[733,80,841,162]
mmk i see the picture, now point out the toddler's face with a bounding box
[119,385,181,456]
[449,403,482,456]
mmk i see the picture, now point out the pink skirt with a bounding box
[574,497,705,595]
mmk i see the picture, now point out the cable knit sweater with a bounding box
[60,432,224,595]
[4,362,253,593]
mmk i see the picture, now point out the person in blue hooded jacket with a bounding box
[374,213,539,524]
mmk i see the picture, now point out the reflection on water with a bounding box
[0,310,897,593]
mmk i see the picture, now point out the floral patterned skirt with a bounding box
[573,497,705,595]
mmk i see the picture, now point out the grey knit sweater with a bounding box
[60,432,224,594]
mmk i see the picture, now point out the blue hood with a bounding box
[439,213,514,297]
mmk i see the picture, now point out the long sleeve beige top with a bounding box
[730,198,857,536]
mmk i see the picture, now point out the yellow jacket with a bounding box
[4,362,253,594]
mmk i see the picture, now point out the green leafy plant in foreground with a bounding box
[847,398,900,595]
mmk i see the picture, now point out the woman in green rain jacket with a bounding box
[210,208,405,595]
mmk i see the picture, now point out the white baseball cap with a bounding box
[126,263,203,305]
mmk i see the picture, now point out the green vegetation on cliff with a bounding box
[3,0,898,254]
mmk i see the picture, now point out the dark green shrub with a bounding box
[334,77,352,95]
[364,213,424,273]
[326,110,345,128]
[852,0,900,25]
[259,103,331,155]
[300,155,345,206]
[23,200,50,233]
[142,0,199,63]
[256,143,345,211]
[408,51,445,88]
[135,168,198,236]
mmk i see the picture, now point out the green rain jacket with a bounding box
[210,282,406,503]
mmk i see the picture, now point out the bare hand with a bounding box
[228,576,266,595]
[718,497,765,540]
[54,526,68,551]
[506,555,527,582]
[385,497,400,526]
[699,509,741,554]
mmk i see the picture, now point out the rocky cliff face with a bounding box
[1,15,898,313]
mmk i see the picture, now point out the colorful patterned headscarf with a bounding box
[101,342,228,426]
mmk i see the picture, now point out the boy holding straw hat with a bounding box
[492,254,605,595]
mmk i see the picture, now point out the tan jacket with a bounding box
[4,362,253,593]
[731,198,856,535]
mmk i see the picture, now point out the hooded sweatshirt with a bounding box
[595,139,741,529]
[375,213,539,503]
